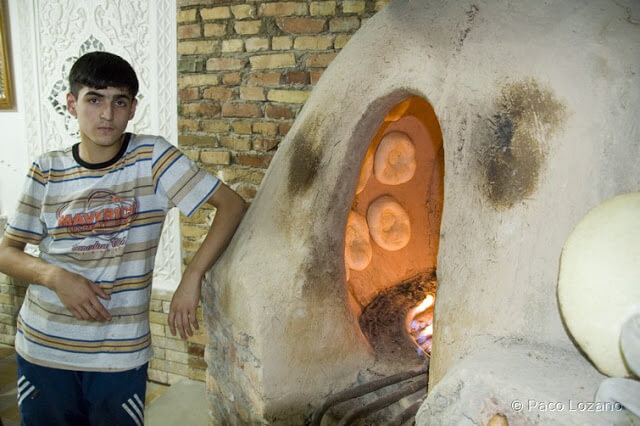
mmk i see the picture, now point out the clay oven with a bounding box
[203,0,640,424]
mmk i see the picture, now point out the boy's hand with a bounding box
[168,271,201,340]
[47,266,112,322]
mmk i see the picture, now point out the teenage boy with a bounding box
[0,51,246,425]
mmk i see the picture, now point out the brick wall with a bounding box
[176,0,390,264]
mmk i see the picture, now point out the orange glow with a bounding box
[406,294,435,358]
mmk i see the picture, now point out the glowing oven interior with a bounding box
[344,96,444,365]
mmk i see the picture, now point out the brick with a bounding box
[267,89,310,104]
[249,53,295,69]
[218,167,265,184]
[178,57,205,73]
[177,9,197,23]
[201,119,230,133]
[150,311,168,324]
[306,52,337,67]
[232,120,253,134]
[152,289,174,302]
[276,17,325,34]
[279,121,293,136]
[207,57,246,71]
[272,36,292,50]
[235,153,273,169]
[220,135,252,151]
[150,323,165,336]
[376,0,391,11]
[201,6,231,20]
[310,69,324,84]
[265,104,294,119]
[162,301,172,313]
[234,183,258,200]
[252,137,280,151]
[178,117,200,131]
[186,327,208,345]
[182,148,199,162]
[188,367,207,381]
[252,121,278,136]
[310,1,336,16]
[330,16,360,32]
[294,35,333,50]
[178,23,201,39]
[181,102,221,117]
[152,347,166,361]
[221,102,261,118]
[188,343,205,357]
[285,70,308,85]
[166,349,189,364]
[259,2,307,17]
[245,37,269,52]
[203,86,234,102]
[148,369,168,384]
[178,74,219,88]
[343,0,365,13]
[181,209,214,226]
[201,151,231,165]
[154,359,189,377]
[247,72,281,86]
[150,298,162,312]
[179,87,199,101]
[234,20,262,35]
[178,40,219,55]
[222,39,244,53]
[182,239,203,251]
[231,4,256,20]
[181,224,208,238]
[188,355,208,370]
[204,23,227,38]
[155,335,188,352]
[335,34,351,49]
[240,87,265,101]
[179,135,214,146]
[222,72,242,85]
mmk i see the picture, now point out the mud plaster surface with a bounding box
[479,79,567,209]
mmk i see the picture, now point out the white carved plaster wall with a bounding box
[11,0,180,289]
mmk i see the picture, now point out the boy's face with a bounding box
[66,86,137,150]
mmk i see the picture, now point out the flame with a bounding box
[406,294,435,358]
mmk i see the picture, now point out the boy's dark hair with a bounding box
[69,51,139,98]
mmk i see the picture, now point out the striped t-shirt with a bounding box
[4,133,220,371]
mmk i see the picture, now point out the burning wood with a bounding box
[359,274,436,363]
[406,294,435,358]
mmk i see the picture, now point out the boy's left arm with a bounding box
[168,183,247,340]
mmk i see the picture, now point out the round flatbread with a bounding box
[366,195,411,251]
[558,192,640,377]
[373,132,416,185]
[344,210,373,271]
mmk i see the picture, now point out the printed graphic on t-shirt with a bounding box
[55,190,137,250]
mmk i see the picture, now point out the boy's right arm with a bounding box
[0,237,111,322]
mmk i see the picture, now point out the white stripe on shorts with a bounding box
[122,400,143,426]
[18,385,35,406]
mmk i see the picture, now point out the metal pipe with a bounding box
[336,380,426,426]
[310,363,428,426]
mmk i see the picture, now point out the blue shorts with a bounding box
[16,354,148,426]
